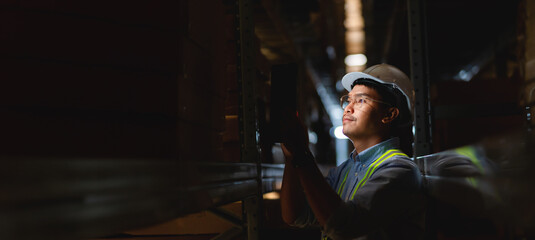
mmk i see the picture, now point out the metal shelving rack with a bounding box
[0,1,284,239]
[407,0,433,160]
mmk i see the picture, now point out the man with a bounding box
[280,64,425,240]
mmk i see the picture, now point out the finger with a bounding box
[281,143,289,154]
[280,143,294,160]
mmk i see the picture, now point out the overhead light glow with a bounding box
[334,126,348,139]
[308,131,318,144]
[344,54,367,67]
[263,192,280,200]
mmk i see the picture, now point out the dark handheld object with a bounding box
[270,63,298,143]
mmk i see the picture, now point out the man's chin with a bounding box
[342,129,352,138]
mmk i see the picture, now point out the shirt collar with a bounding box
[349,137,401,165]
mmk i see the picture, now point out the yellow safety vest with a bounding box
[336,149,408,200]
[323,149,408,240]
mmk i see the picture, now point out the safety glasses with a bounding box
[340,94,391,110]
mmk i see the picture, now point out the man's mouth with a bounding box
[343,115,355,123]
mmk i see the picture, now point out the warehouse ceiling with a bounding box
[254,0,328,65]
[254,0,520,83]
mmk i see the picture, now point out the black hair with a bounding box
[351,79,414,156]
[351,79,396,107]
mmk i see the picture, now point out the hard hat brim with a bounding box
[341,72,384,92]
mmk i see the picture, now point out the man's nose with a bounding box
[345,104,354,113]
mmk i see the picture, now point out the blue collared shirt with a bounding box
[329,138,402,202]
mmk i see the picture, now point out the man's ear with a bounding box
[382,107,399,124]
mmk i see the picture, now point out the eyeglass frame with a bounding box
[339,94,392,110]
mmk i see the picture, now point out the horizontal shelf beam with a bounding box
[0,158,284,240]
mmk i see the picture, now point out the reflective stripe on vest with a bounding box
[455,145,484,174]
[336,149,408,200]
[336,168,350,195]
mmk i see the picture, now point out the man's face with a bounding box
[342,84,387,141]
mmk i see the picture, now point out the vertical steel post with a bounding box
[522,0,535,130]
[407,0,433,159]
[236,0,261,239]
[408,3,435,239]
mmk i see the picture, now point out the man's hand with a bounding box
[277,107,314,168]
[279,108,309,155]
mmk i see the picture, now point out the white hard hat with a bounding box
[341,63,415,116]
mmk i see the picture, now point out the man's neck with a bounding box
[352,135,387,154]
